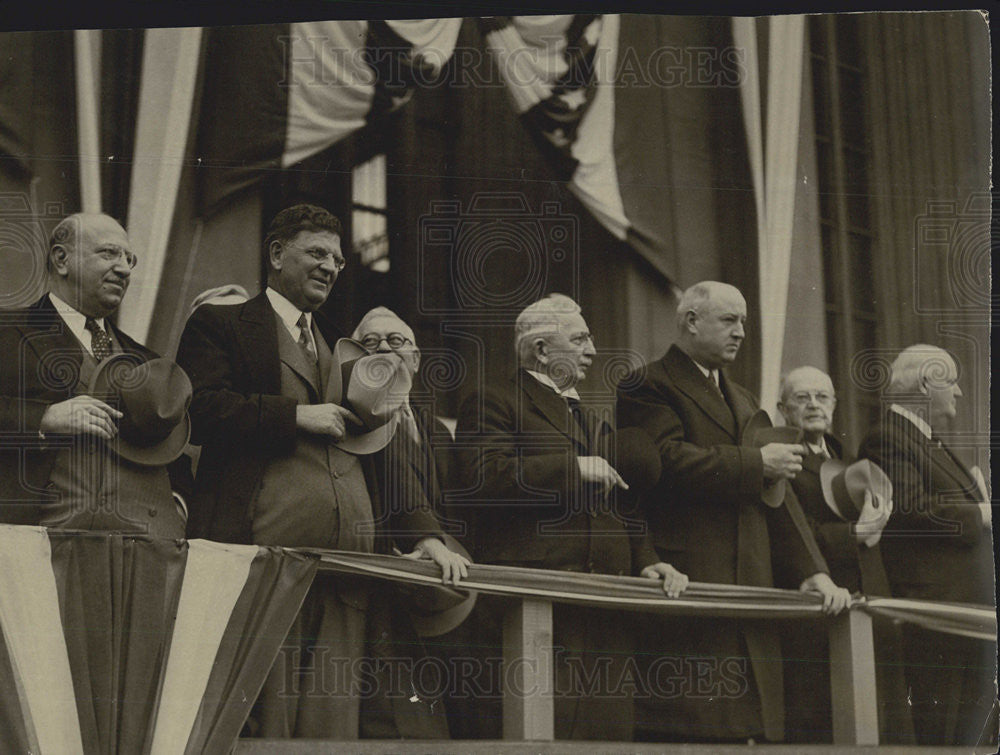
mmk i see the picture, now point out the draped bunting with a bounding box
[196,18,462,212]
[0,526,316,754]
[481,15,632,247]
[305,548,998,639]
[733,15,808,416]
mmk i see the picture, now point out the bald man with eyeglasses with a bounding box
[0,212,187,536]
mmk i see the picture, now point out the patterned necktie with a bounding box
[401,403,422,446]
[85,318,113,362]
[296,313,317,363]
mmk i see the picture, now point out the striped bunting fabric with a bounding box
[0,526,316,754]
[305,547,998,637]
[197,19,462,212]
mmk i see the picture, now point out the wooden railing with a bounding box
[301,551,998,747]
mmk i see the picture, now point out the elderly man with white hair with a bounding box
[454,292,687,741]
[777,365,912,744]
[351,306,458,528]
[858,344,996,746]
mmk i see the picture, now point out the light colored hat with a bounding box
[328,339,411,455]
[88,354,192,466]
[820,459,893,522]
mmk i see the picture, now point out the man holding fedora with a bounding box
[616,281,848,743]
[777,366,912,744]
[176,204,467,740]
[0,212,190,537]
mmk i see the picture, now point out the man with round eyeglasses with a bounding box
[353,308,420,380]
[350,306,459,524]
[776,366,911,744]
[0,212,188,537]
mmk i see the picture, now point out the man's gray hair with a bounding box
[352,306,416,346]
[514,293,581,365]
[888,344,956,394]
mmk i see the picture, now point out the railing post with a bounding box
[502,598,554,741]
[828,608,879,745]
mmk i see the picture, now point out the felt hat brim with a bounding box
[403,534,477,637]
[88,354,192,466]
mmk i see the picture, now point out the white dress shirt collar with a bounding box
[525,369,580,401]
[690,358,720,386]
[48,292,105,357]
[890,403,933,441]
[805,437,831,458]
[266,287,311,339]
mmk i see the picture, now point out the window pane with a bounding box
[352,153,387,210]
[352,209,388,267]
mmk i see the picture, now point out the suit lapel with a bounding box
[517,370,589,453]
[237,292,283,396]
[664,346,738,439]
[888,412,976,498]
[931,438,977,494]
[275,317,319,397]
[21,296,85,394]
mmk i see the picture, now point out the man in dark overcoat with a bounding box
[616,281,850,743]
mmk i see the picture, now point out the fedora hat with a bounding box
[743,410,803,508]
[88,354,192,466]
[401,534,478,637]
[820,459,893,522]
[328,339,412,455]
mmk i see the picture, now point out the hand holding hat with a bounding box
[820,459,894,547]
[398,534,477,637]
[853,488,892,547]
[742,410,804,508]
[87,354,192,466]
[321,339,413,455]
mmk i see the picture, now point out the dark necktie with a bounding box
[85,318,113,362]
[296,313,317,364]
[706,370,725,400]
[565,396,591,451]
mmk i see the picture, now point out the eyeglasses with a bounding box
[291,244,347,272]
[96,246,138,269]
[359,333,412,351]
[788,391,836,406]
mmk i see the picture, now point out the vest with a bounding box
[41,331,183,538]
[249,313,375,554]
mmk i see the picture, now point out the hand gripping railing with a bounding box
[301,549,997,745]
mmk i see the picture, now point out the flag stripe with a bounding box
[0,525,84,754]
[186,546,318,753]
[568,14,628,240]
[150,539,258,754]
